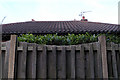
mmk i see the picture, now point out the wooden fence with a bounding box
[0,35,120,79]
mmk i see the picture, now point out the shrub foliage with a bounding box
[18,33,120,45]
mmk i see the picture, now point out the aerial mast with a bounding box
[79,11,92,21]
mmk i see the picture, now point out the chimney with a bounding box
[81,16,88,21]
[32,19,35,21]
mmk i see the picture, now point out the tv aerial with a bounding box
[1,16,6,24]
[79,11,92,19]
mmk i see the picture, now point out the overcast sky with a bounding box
[0,0,119,24]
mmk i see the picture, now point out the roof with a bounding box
[2,21,120,35]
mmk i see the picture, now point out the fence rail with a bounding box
[0,35,120,79]
[1,42,120,51]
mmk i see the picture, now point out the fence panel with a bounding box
[1,35,120,79]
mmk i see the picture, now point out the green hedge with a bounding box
[18,33,120,45]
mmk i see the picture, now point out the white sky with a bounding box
[0,0,119,24]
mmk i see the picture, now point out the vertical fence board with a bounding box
[85,50,89,78]
[70,46,75,78]
[76,45,85,78]
[98,35,108,78]
[26,50,32,78]
[36,47,41,79]
[17,42,27,78]
[1,51,5,79]
[8,35,17,78]
[32,44,37,79]
[57,47,66,78]
[0,45,6,79]
[47,46,56,78]
[0,42,6,79]
[3,41,10,78]
[118,44,120,77]
[94,50,97,78]
[111,43,118,78]
[88,43,94,78]
[26,43,36,78]
[37,46,47,78]
[107,51,113,78]
[96,43,102,78]
[116,50,120,78]
[66,49,70,78]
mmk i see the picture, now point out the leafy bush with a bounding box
[105,34,120,44]
[18,33,120,45]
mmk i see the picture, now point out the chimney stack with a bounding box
[32,19,35,21]
[81,16,88,21]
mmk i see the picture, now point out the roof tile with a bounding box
[2,21,120,34]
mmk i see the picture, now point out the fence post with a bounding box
[98,35,108,78]
[8,35,17,78]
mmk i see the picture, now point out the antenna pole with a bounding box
[0,16,6,42]
[79,11,92,19]
[1,16,6,24]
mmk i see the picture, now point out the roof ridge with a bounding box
[80,21,119,25]
[2,20,119,26]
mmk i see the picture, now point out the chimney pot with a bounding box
[32,19,35,21]
[81,16,88,21]
[82,16,85,19]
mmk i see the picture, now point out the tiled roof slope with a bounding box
[2,21,120,34]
